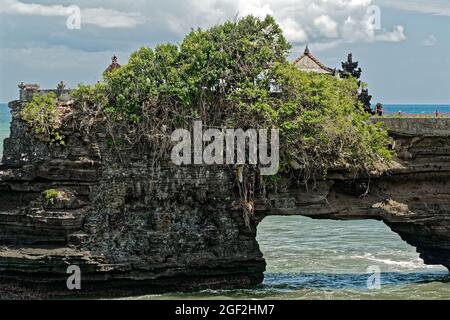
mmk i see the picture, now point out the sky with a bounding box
[0,0,449,104]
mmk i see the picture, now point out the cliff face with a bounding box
[0,100,449,297]
[259,125,450,270]
[0,100,263,296]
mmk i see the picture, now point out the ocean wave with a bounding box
[351,253,443,271]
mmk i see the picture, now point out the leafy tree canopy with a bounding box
[71,15,393,182]
[21,92,65,146]
[339,53,374,115]
[340,53,362,79]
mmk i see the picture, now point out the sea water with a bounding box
[0,103,449,299]
[0,103,11,159]
[383,104,450,115]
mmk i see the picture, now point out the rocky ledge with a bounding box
[0,100,449,298]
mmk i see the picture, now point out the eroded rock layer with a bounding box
[0,100,263,296]
[259,122,450,270]
[0,100,449,297]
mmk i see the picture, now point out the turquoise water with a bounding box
[0,103,11,159]
[0,103,449,299]
[383,104,450,115]
[131,217,448,300]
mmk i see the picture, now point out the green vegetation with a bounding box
[339,53,373,115]
[43,188,59,205]
[20,92,65,146]
[269,63,393,180]
[69,15,394,223]
[68,16,393,223]
[74,15,393,177]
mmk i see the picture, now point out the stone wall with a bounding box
[18,82,72,103]
[372,118,450,136]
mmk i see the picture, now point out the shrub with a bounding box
[68,15,395,228]
[71,15,394,183]
[43,189,59,205]
[20,92,65,146]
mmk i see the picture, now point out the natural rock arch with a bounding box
[1,103,449,296]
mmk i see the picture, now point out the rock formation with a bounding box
[258,119,450,270]
[1,99,449,298]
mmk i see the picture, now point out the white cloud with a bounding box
[314,15,339,38]
[423,34,437,46]
[379,0,450,16]
[237,0,274,18]
[375,25,406,42]
[0,0,144,28]
[307,40,344,52]
[153,0,406,47]
[0,0,68,16]
[279,18,308,43]
[82,8,143,28]
[0,0,407,47]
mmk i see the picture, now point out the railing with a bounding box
[371,117,450,136]
[378,111,450,118]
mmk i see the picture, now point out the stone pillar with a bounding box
[56,81,65,98]
[18,82,26,101]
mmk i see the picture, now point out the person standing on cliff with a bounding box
[376,103,383,116]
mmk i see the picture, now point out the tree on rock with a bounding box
[359,88,374,115]
[340,53,373,114]
[340,54,362,80]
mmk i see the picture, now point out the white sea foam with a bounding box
[351,253,442,271]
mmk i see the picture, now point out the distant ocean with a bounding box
[0,103,11,159]
[0,102,449,300]
[382,104,450,115]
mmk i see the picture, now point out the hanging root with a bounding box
[235,164,257,230]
